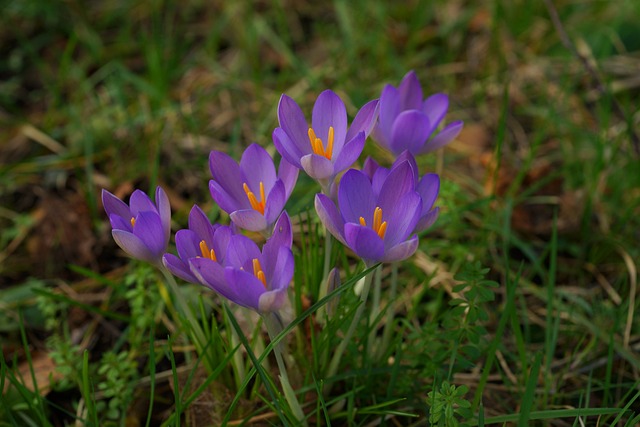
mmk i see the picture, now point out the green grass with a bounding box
[1,0,640,425]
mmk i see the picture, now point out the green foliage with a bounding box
[427,381,472,427]
[96,351,138,420]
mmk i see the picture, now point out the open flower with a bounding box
[363,150,440,232]
[273,89,379,189]
[372,70,463,156]
[102,186,171,266]
[190,212,294,313]
[315,163,423,267]
[162,205,233,284]
[209,143,298,234]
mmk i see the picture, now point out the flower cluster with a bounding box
[103,71,461,313]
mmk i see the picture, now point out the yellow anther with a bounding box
[358,207,387,239]
[199,240,217,261]
[243,182,266,215]
[130,217,136,227]
[308,126,334,160]
[253,258,267,288]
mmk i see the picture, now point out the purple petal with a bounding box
[382,235,419,263]
[417,173,440,212]
[380,192,421,248]
[132,211,167,256]
[362,157,380,181]
[209,180,247,214]
[266,246,294,291]
[312,90,347,155]
[175,229,202,261]
[209,151,246,204]
[230,209,268,232]
[129,190,156,216]
[389,110,433,155]
[240,144,277,192]
[371,125,389,150]
[393,150,419,186]
[155,187,171,242]
[332,131,365,175]
[277,94,311,155]
[278,156,299,199]
[338,169,376,224]
[258,288,288,313]
[225,235,261,268]
[102,190,131,220]
[422,93,449,128]
[344,223,385,263]
[188,205,216,245]
[399,71,423,110]
[418,120,464,154]
[273,127,304,168]
[112,230,156,263]
[378,84,400,140]
[301,154,334,180]
[416,207,440,231]
[377,161,417,209]
[315,194,346,245]
[109,213,133,233]
[263,180,286,225]
[163,253,198,283]
[190,258,237,301]
[346,99,379,141]
[211,226,233,263]
[266,211,293,251]
[224,268,264,310]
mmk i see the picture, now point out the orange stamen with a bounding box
[243,182,266,215]
[130,217,136,227]
[359,207,387,239]
[199,240,217,261]
[253,258,267,288]
[308,126,334,160]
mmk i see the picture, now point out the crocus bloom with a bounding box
[162,205,233,284]
[273,89,379,189]
[190,212,294,313]
[102,186,171,266]
[363,150,440,232]
[315,163,423,267]
[372,70,463,156]
[209,143,298,234]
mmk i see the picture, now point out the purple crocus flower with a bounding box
[363,150,440,232]
[372,70,463,156]
[102,186,171,266]
[209,143,298,234]
[273,89,379,189]
[315,163,423,267]
[162,205,233,284]
[190,212,294,313]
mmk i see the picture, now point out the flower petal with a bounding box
[263,180,286,226]
[265,211,293,252]
[416,207,439,232]
[109,213,133,232]
[258,288,288,313]
[300,153,334,180]
[422,93,449,128]
[399,71,423,110]
[362,157,380,181]
[338,169,376,224]
[344,223,385,263]
[380,191,421,248]
[278,156,299,199]
[155,187,171,242]
[278,94,311,155]
[417,173,440,213]
[332,131,365,175]
[312,90,347,155]
[188,205,216,246]
[268,245,294,291]
[190,258,238,301]
[315,194,346,245]
[163,253,198,283]
[175,229,201,261]
[132,211,166,257]
[240,143,277,192]
[209,151,246,205]
[377,84,400,140]
[102,189,131,220]
[224,235,261,268]
[418,120,463,154]
[389,110,434,155]
[224,268,264,310]
[377,161,417,209]
[382,235,419,263]
[230,209,268,232]
[346,99,379,142]
[129,190,156,216]
[209,180,247,214]
[112,230,156,263]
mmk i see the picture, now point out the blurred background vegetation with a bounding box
[1,0,639,425]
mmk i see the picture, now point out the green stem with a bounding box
[264,313,307,426]
[316,227,333,324]
[327,269,375,379]
[379,262,399,360]
[367,265,383,356]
